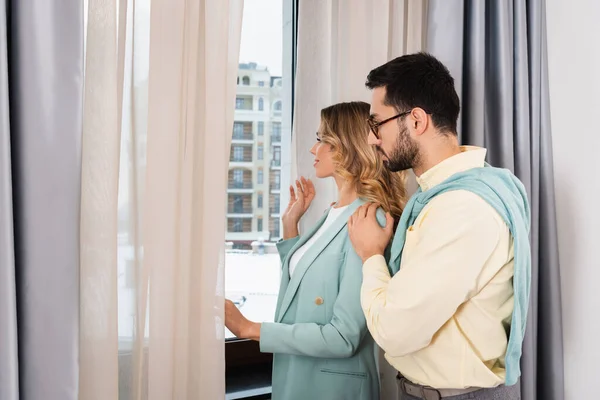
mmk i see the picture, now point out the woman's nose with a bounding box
[367,131,380,146]
[309,143,317,155]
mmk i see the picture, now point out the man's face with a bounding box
[368,87,419,172]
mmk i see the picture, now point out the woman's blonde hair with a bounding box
[319,101,407,220]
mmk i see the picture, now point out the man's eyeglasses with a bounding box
[367,110,412,139]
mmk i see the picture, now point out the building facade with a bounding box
[227,63,283,247]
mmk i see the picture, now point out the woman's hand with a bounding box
[224,299,261,341]
[282,177,315,239]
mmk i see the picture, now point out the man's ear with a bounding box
[409,107,429,136]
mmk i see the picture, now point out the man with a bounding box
[348,53,530,400]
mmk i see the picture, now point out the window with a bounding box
[257,144,264,160]
[233,195,243,213]
[233,169,243,183]
[233,122,244,138]
[225,0,293,391]
[232,146,243,161]
[271,146,281,168]
[274,171,280,187]
[272,122,281,136]
[273,101,282,111]
[235,97,244,109]
[257,169,263,184]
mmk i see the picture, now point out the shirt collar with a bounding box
[416,146,487,191]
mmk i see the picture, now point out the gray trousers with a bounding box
[397,379,521,400]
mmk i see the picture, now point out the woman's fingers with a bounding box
[296,180,305,203]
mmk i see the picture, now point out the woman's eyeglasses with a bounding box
[367,110,412,139]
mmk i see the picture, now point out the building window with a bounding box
[257,193,263,208]
[232,146,243,161]
[257,145,264,160]
[257,218,263,231]
[270,194,280,214]
[258,81,265,87]
[232,195,243,213]
[258,98,264,111]
[257,169,263,184]
[273,146,281,162]
[233,122,244,139]
[242,76,250,85]
[233,218,243,232]
[273,101,282,111]
[232,169,243,183]
[235,97,244,109]
[272,122,281,136]
[258,121,264,135]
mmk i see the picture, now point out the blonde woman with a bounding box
[225,102,406,400]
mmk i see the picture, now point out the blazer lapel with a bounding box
[274,211,329,321]
[276,198,365,322]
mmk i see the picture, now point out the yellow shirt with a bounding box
[362,147,514,389]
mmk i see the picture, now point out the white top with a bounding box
[288,205,349,277]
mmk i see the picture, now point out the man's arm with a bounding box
[360,191,505,357]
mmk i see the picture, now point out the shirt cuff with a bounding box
[363,254,387,271]
[361,254,392,294]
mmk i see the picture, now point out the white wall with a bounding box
[546,1,600,397]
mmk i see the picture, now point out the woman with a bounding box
[225,101,407,400]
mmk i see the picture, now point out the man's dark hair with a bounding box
[366,52,460,134]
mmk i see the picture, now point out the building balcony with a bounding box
[270,159,281,169]
[228,181,253,189]
[232,132,254,143]
[229,159,253,169]
[227,206,253,214]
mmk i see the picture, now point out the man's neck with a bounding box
[413,137,461,177]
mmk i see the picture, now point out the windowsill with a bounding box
[225,365,271,400]
[226,338,273,400]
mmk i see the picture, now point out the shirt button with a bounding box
[315,296,324,305]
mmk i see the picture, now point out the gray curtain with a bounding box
[0,1,84,399]
[427,1,564,399]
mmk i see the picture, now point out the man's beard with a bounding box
[380,123,419,172]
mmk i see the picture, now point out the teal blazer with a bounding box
[260,198,383,400]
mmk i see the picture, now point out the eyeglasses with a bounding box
[367,110,412,139]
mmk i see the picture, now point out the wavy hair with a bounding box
[319,101,407,220]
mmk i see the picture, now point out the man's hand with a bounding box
[224,299,261,341]
[348,203,394,263]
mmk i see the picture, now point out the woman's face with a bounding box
[310,131,335,178]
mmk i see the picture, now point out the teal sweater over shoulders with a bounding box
[388,164,531,386]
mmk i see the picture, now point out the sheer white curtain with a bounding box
[79,0,244,399]
[291,1,427,399]
[291,0,427,232]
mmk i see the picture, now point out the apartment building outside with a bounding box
[227,62,283,248]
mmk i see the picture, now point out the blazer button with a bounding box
[315,296,324,305]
